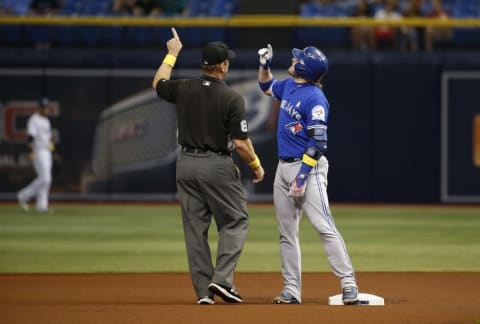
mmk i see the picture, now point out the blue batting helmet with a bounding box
[292,46,328,83]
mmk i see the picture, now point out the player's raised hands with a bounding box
[258,43,273,69]
[166,27,182,57]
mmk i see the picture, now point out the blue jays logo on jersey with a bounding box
[311,105,326,122]
[285,122,303,135]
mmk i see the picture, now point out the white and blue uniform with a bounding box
[18,112,52,212]
[271,78,357,302]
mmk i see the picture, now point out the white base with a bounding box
[328,293,385,306]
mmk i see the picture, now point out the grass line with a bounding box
[0,203,479,273]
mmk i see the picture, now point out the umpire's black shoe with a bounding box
[208,283,243,303]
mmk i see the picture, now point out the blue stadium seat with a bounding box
[0,0,31,15]
[58,0,85,15]
[82,0,113,16]
[55,0,114,46]
[440,0,456,14]
[209,0,237,17]
[187,0,212,16]
[451,0,480,48]
[2,0,32,15]
[300,4,320,17]
[297,1,349,49]
[55,0,87,46]
[452,0,478,18]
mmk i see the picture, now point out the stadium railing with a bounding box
[1,15,480,48]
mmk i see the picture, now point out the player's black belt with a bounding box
[280,157,302,163]
[182,146,231,156]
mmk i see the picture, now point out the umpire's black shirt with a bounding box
[156,74,248,152]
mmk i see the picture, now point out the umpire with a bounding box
[152,28,265,305]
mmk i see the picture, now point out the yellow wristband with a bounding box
[162,54,177,67]
[248,156,261,169]
[302,154,318,167]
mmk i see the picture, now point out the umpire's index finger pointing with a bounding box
[171,27,180,40]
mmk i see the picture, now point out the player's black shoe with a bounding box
[208,283,243,303]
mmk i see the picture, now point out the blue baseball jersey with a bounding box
[271,78,329,159]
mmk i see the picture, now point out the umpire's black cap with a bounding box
[38,97,49,108]
[201,41,236,66]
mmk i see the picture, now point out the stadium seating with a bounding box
[209,0,238,17]
[0,0,479,49]
[451,0,480,48]
[186,0,212,17]
[82,0,113,16]
[58,0,86,16]
[0,0,32,15]
[297,2,352,49]
[181,0,237,45]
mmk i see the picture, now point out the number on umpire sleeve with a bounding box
[240,120,248,133]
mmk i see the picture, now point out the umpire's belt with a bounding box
[182,146,231,156]
[280,157,302,163]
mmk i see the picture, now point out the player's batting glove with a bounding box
[288,172,308,198]
[258,44,273,69]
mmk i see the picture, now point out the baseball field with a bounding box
[0,203,479,323]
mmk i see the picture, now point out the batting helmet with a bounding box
[292,46,328,83]
[38,97,49,109]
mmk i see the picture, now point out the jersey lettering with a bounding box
[280,100,302,121]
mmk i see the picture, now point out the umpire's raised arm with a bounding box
[152,27,183,88]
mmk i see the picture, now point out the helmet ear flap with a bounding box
[294,61,305,78]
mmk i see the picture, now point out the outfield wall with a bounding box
[0,49,479,203]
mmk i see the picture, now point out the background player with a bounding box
[17,97,54,213]
[257,44,359,305]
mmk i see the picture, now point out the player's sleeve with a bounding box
[305,97,329,154]
[229,94,249,140]
[26,116,37,138]
[155,78,181,103]
[271,78,289,101]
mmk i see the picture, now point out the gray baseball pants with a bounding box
[273,157,357,302]
[176,151,248,299]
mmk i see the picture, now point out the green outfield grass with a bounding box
[0,203,479,273]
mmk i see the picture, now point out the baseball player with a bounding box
[17,97,54,213]
[257,44,359,305]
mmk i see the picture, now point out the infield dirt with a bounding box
[0,272,479,323]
